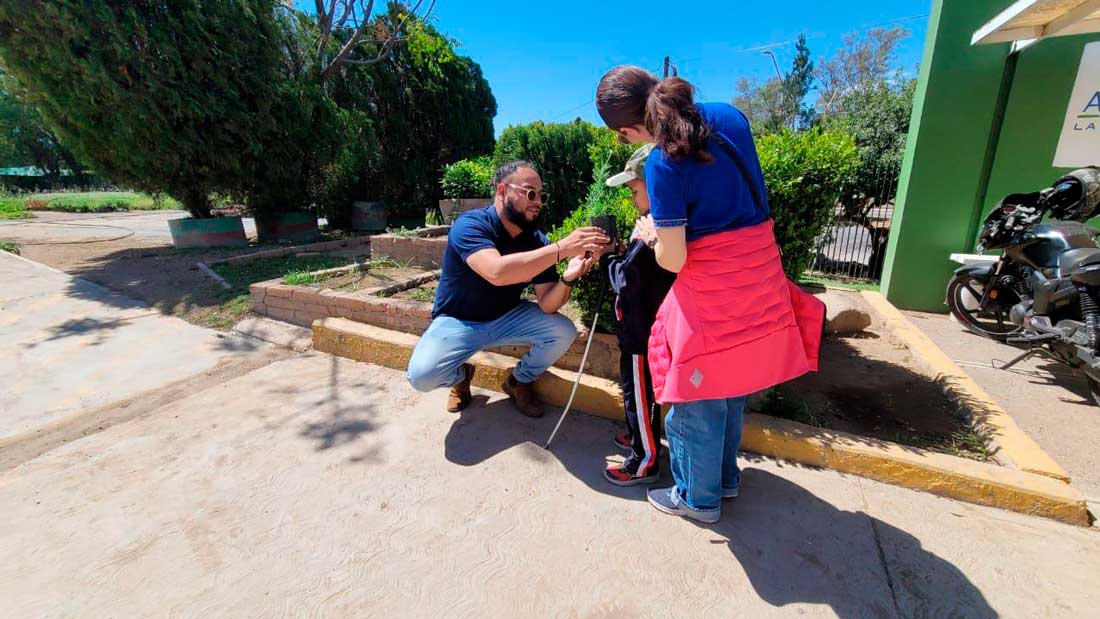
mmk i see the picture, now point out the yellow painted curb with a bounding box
[312,318,1090,526]
[861,290,1071,483]
[742,413,1087,526]
[312,318,624,419]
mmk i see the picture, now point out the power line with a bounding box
[548,98,594,121]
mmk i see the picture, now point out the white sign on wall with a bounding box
[1054,42,1100,168]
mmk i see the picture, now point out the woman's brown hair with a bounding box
[595,65,712,162]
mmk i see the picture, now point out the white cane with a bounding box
[543,278,608,450]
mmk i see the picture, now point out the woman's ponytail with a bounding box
[596,65,712,162]
[644,77,712,162]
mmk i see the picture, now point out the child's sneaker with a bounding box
[612,431,632,451]
[604,463,659,486]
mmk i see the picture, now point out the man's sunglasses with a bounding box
[507,183,549,203]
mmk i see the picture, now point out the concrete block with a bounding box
[814,289,873,335]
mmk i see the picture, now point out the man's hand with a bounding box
[563,252,599,282]
[557,226,610,259]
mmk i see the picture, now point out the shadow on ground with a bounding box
[443,404,997,618]
[706,468,998,619]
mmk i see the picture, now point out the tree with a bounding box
[784,34,815,129]
[733,76,787,134]
[815,27,909,118]
[311,0,438,85]
[0,78,89,185]
[0,1,289,218]
[313,7,496,223]
[732,34,814,133]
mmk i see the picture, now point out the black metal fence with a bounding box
[805,167,899,282]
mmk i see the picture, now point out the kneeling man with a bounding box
[407,160,610,417]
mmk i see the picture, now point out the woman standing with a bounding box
[595,66,824,523]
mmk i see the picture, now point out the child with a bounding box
[601,144,677,486]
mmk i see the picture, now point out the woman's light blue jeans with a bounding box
[406,302,577,390]
[665,396,747,513]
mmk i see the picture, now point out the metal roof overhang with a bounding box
[972,0,1100,46]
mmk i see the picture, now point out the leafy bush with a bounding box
[757,128,860,279]
[549,161,639,333]
[441,156,493,199]
[494,119,600,229]
[586,128,637,177]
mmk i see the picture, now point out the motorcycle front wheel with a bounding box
[946,272,1023,342]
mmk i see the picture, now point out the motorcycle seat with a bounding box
[1061,247,1100,284]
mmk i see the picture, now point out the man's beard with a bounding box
[503,197,539,233]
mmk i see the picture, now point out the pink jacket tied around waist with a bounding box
[648,219,824,404]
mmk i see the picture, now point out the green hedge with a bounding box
[494,119,601,229]
[758,128,859,279]
[440,156,493,199]
[549,161,638,333]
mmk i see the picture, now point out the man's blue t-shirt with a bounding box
[645,102,769,241]
[432,205,558,322]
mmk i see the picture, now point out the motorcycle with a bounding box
[946,167,1100,404]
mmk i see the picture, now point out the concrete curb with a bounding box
[861,291,1071,483]
[312,318,624,417]
[311,317,1090,526]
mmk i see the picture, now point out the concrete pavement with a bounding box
[0,210,258,242]
[0,251,268,443]
[2,350,1099,616]
[904,310,1100,506]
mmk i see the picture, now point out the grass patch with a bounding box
[200,293,255,330]
[385,226,421,238]
[409,286,435,302]
[799,274,880,292]
[283,268,335,286]
[213,254,350,289]
[759,388,825,427]
[0,198,31,219]
[12,191,182,212]
[0,240,20,254]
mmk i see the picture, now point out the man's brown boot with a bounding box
[502,373,543,418]
[447,363,475,413]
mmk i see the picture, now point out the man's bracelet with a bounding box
[560,275,578,287]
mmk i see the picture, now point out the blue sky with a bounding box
[429,0,932,134]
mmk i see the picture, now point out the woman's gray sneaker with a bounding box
[646,487,720,524]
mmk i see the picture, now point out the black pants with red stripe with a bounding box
[619,352,661,477]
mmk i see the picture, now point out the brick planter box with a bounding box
[369,226,450,269]
[250,267,621,381]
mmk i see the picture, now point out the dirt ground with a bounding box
[770,327,978,457]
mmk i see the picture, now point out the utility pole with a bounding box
[762,50,790,129]
[663,56,670,78]
[761,50,783,81]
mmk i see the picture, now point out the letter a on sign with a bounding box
[1055,42,1100,168]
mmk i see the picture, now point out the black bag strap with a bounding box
[709,130,768,211]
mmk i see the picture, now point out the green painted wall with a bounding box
[880,0,1010,311]
[881,0,1100,311]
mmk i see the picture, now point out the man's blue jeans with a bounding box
[407,302,577,390]
[665,396,747,514]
